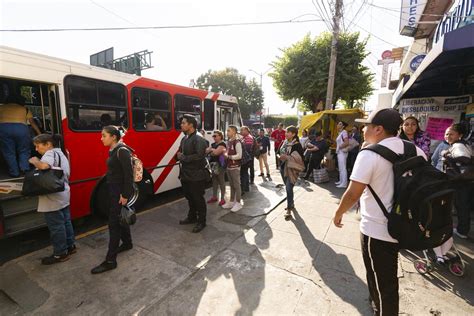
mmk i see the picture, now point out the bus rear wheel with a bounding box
[91,171,154,218]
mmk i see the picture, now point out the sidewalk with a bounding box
[1,168,473,315]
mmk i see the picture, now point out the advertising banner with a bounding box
[399,95,472,132]
[425,117,454,140]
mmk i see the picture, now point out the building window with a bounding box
[132,88,171,131]
[174,94,202,130]
[65,76,127,131]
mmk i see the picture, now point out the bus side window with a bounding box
[203,99,214,131]
[174,95,202,130]
[65,76,127,131]
[131,88,172,132]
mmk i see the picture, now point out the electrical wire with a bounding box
[89,0,161,40]
[346,0,368,30]
[312,0,333,30]
[320,0,334,22]
[0,18,323,32]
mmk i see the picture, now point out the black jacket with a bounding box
[178,131,209,182]
[106,143,134,199]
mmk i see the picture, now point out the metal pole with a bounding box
[39,85,46,131]
[325,0,342,110]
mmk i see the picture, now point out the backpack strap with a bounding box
[367,185,390,219]
[402,140,417,158]
[361,144,400,164]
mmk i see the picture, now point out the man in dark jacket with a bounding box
[177,114,209,233]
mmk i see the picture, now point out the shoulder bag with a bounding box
[22,152,66,196]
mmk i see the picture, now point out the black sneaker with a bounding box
[91,261,117,274]
[179,218,197,225]
[41,253,70,265]
[117,243,133,254]
[192,223,206,233]
[68,245,77,255]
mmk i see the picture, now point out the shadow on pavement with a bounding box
[401,248,474,305]
[291,210,370,314]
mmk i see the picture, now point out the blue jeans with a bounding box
[44,206,75,255]
[280,164,295,208]
[0,123,31,177]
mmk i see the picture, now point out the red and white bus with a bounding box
[0,46,242,238]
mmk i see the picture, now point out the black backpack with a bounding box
[362,141,454,251]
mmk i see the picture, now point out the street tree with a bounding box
[269,32,374,112]
[195,68,263,119]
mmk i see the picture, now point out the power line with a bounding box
[346,0,368,30]
[312,0,333,30]
[0,18,323,32]
[89,0,161,40]
[89,0,137,26]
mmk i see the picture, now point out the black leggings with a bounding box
[106,183,132,262]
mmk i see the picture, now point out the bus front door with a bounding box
[0,78,61,238]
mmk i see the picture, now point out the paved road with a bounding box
[1,159,473,315]
[0,188,183,265]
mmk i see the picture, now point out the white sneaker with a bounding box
[336,183,348,189]
[222,202,235,209]
[335,181,341,185]
[230,202,243,212]
[453,228,468,239]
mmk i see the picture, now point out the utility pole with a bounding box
[325,0,343,110]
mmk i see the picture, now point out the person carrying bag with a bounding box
[91,125,135,274]
[28,134,75,265]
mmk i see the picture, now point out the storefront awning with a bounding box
[394,23,474,105]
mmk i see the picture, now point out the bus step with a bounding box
[4,211,46,237]
[1,196,39,218]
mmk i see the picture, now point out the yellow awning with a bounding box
[299,108,365,136]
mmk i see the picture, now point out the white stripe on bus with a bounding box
[150,133,184,185]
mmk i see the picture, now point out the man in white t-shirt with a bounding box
[333,108,426,316]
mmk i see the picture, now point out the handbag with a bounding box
[210,161,221,176]
[120,205,137,226]
[313,167,329,184]
[22,152,66,196]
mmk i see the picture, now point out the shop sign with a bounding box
[409,54,426,72]
[399,0,427,34]
[399,96,472,138]
[433,0,474,44]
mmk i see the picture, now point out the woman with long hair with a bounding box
[277,126,304,219]
[399,116,431,157]
[28,134,74,265]
[91,125,135,274]
[335,121,349,188]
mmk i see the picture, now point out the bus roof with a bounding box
[0,45,238,103]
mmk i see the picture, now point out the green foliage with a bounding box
[195,68,263,119]
[264,115,298,128]
[269,32,374,112]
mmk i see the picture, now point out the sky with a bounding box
[0,0,414,115]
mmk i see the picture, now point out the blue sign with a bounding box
[434,0,474,43]
[410,54,426,72]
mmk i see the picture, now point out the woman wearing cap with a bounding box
[91,125,135,274]
[335,121,350,188]
[399,116,431,157]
